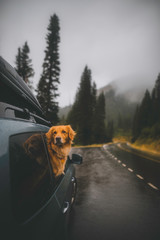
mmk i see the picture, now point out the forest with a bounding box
[13,13,160,149]
[132,74,160,148]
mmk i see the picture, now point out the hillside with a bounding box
[103,88,137,127]
[58,80,150,127]
[58,105,72,119]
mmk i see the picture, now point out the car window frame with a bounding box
[9,131,59,223]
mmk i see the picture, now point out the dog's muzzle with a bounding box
[55,137,62,145]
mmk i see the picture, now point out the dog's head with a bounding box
[46,125,76,146]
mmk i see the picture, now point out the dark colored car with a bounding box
[0,56,82,240]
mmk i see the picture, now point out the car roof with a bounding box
[0,56,43,116]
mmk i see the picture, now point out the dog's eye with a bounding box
[53,131,57,135]
[62,130,66,134]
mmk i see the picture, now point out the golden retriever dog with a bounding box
[45,125,76,177]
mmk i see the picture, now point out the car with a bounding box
[0,56,82,240]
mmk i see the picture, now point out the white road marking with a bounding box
[147,183,159,190]
[104,145,159,191]
[136,174,144,180]
[128,168,134,172]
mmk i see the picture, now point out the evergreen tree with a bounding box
[132,105,140,142]
[37,14,60,124]
[154,73,160,99]
[67,67,107,145]
[118,113,122,129]
[92,92,106,143]
[21,42,34,88]
[106,120,114,142]
[151,73,160,125]
[67,66,95,145]
[15,42,34,90]
[67,91,81,131]
[139,90,152,129]
[91,82,97,113]
[76,66,93,145]
[15,47,22,75]
[132,90,152,142]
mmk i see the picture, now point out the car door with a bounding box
[9,131,71,240]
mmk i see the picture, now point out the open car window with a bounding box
[9,132,55,222]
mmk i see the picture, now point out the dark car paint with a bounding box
[0,119,77,240]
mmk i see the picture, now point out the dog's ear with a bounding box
[46,127,55,144]
[67,125,76,141]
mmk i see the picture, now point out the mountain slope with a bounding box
[58,80,150,127]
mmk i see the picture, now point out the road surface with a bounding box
[68,144,160,240]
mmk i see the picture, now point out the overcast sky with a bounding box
[1,0,160,107]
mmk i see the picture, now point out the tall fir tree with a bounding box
[67,66,95,145]
[132,105,140,142]
[92,92,106,143]
[151,73,160,125]
[139,90,152,129]
[37,14,60,124]
[15,47,22,75]
[67,67,107,145]
[21,42,34,88]
[132,74,160,141]
[67,90,80,130]
[106,120,114,142]
[132,90,152,141]
[15,42,34,90]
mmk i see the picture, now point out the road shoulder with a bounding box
[117,142,160,163]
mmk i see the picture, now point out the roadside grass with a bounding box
[73,143,112,148]
[113,136,131,143]
[114,135,160,158]
[73,136,160,159]
[130,138,160,157]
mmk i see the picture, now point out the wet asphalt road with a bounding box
[68,145,160,240]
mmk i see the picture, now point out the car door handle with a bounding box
[62,201,69,214]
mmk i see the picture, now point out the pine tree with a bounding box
[66,91,80,130]
[92,92,106,143]
[154,73,160,99]
[132,73,160,141]
[151,73,160,125]
[139,90,152,129]
[21,42,34,88]
[15,48,22,75]
[67,66,95,145]
[106,120,114,142]
[15,42,34,90]
[37,14,60,124]
[118,113,122,129]
[132,105,140,142]
[132,90,152,142]
[76,66,93,145]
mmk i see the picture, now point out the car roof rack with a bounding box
[0,102,51,126]
[0,56,51,126]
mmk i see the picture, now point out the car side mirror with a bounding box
[71,154,83,165]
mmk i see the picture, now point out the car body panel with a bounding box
[0,119,76,240]
[0,56,82,240]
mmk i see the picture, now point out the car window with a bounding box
[9,132,55,222]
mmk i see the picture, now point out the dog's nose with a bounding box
[56,137,62,144]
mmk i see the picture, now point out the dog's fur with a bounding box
[45,125,76,177]
[23,133,46,167]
